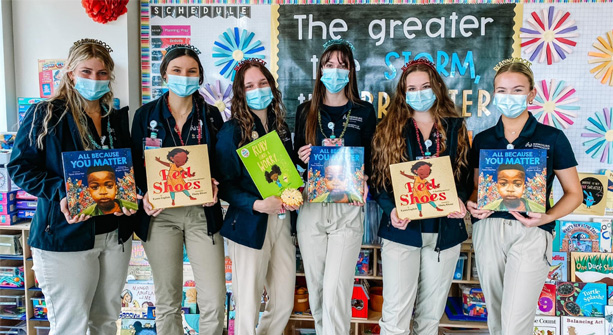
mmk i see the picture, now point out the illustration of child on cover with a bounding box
[155,148,197,206]
[80,165,138,216]
[400,161,444,217]
[482,164,545,212]
[265,164,285,188]
[312,158,362,203]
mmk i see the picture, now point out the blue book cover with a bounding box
[307,146,364,203]
[556,282,606,317]
[548,251,568,282]
[560,221,602,252]
[62,148,138,217]
[477,149,547,213]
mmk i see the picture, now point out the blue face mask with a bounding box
[405,88,437,112]
[74,77,110,101]
[166,75,200,97]
[492,93,527,119]
[321,68,350,94]
[246,87,273,110]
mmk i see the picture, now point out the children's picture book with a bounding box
[548,252,568,283]
[121,283,156,319]
[608,287,613,305]
[594,218,613,252]
[144,144,214,209]
[536,283,556,316]
[570,252,613,285]
[389,156,460,220]
[534,315,560,335]
[62,149,137,217]
[236,131,302,198]
[120,319,156,335]
[559,221,602,253]
[38,59,64,98]
[556,282,606,317]
[182,286,197,314]
[477,149,547,212]
[604,170,613,213]
[17,97,44,126]
[561,316,605,335]
[130,241,149,267]
[605,305,613,335]
[307,146,364,203]
[574,173,608,216]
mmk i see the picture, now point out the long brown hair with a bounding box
[31,42,115,150]
[304,43,360,145]
[371,63,470,190]
[230,61,287,147]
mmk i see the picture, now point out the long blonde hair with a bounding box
[371,63,470,190]
[32,42,115,150]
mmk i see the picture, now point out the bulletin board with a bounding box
[140,0,613,181]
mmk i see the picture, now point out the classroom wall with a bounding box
[8,0,140,131]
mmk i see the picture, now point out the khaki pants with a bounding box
[32,230,131,335]
[379,235,460,335]
[228,214,296,335]
[473,218,552,335]
[297,202,364,335]
[143,206,226,335]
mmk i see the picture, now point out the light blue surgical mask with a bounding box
[321,68,350,94]
[492,93,527,119]
[74,77,110,101]
[166,75,200,97]
[405,88,436,112]
[246,87,273,110]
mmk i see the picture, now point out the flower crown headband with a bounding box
[234,58,267,72]
[165,44,201,55]
[401,58,436,72]
[72,38,113,53]
[323,39,355,52]
[493,57,532,72]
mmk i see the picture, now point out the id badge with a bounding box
[144,137,162,151]
[322,138,344,147]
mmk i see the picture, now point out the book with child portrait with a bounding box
[237,131,303,199]
[62,148,138,217]
[477,149,547,213]
[307,146,364,203]
[144,144,214,209]
[389,156,460,220]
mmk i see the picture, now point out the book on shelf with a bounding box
[307,146,364,203]
[144,144,214,209]
[559,221,605,253]
[120,319,156,335]
[389,156,460,220]
[536,283,556,316]
[477,149,547,213]
[570,252,613,285]
[605,305,613,335]
[236,131,302,198]
[121,282,156,319]
[561,316,605,335]
[574,173,608,216]
[62,148,137,217]
[534,315,560,335]
[548,252,568,283]
[556,282,606,317]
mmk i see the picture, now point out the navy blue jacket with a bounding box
[371,117,471,251]
[7,100,134,251]
[131,93,224,241]
[215,111,297,250]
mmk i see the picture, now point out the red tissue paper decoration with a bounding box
[81,0,129,24]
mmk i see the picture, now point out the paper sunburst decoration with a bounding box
[520,6,579,65]
[200,80,232,122]
[212,27,265,81]
[587,30,613,86]
[528,79,579,129]
[581,107,613,164]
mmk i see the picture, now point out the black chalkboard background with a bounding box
[277,4,516,132]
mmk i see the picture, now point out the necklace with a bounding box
[166,96,202,146]
[318,109,352,139]
[87,105,113,150]
[413,119,440,157]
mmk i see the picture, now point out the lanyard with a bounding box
[166,97,202,146]
[318,109,352,140]
[87,105,113,150]
[413,119,440,157]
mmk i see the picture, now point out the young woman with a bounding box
[131,44,226,335]
[370,58,471,335]
[8,39,135,335]
[467,58,582,335]
[215,59,298,335]
[294,40,376,335]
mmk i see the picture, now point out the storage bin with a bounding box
[35,327,50,335]
[0,234,22,255]
[0,266,24,288]
[0,322,26,335]
[31,297,47,319]
[0,295,26,319]
[460,285,487,317]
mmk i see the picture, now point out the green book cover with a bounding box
[236,131,302,198]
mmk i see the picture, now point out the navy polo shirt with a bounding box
[470,113,577,233]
